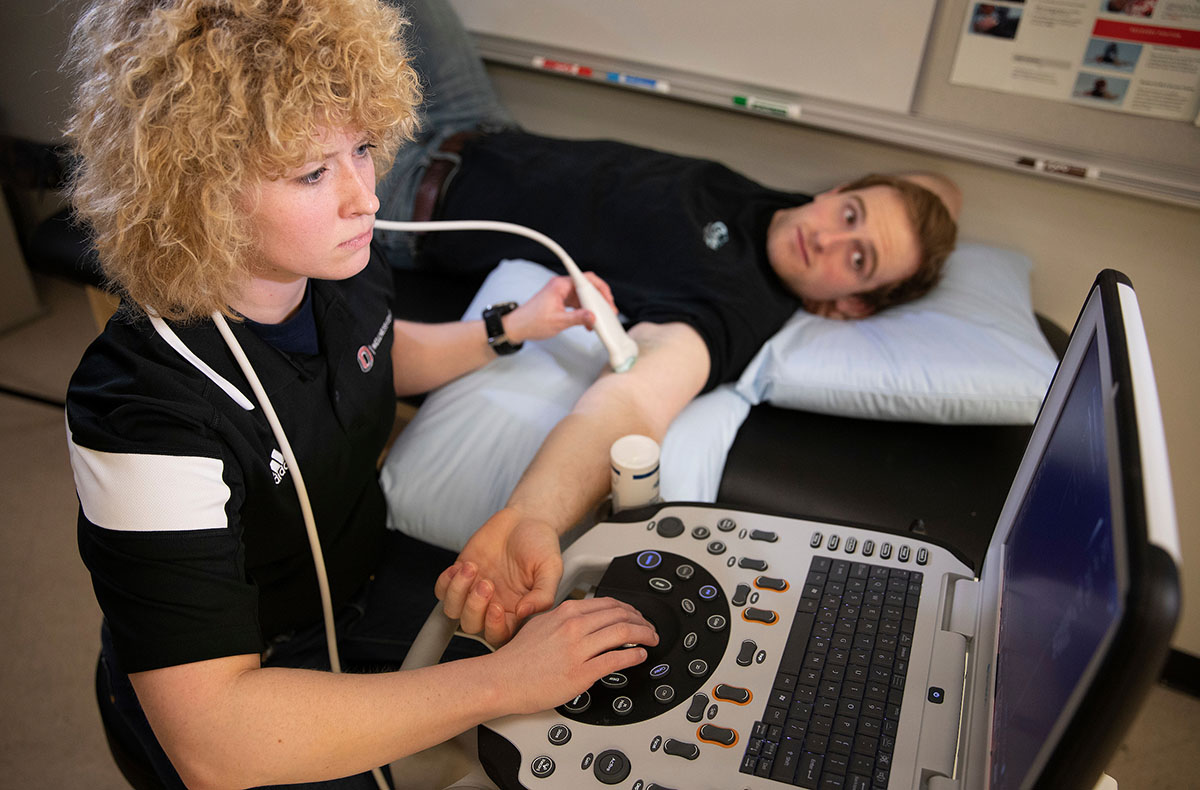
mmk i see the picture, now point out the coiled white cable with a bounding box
[373,218,639,372]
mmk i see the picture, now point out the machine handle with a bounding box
[399,601,462,671]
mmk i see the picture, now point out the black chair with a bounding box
[94,655,167,790]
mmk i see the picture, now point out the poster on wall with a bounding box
[950,0,1200,122]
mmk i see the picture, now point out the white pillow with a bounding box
[734,242,1058,424]
[381,260,748,551]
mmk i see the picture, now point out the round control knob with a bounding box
[593,749,632,785]
[655,517,684,538]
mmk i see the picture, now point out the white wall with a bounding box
[485,63,1200,656]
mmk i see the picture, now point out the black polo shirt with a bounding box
[68,251,397,673]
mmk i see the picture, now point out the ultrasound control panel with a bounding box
[477,504,973,790]
[557,545,731,727]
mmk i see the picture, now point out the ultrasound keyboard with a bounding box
[741,557,922,789]
[477,504,970,790]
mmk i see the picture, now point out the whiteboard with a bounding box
[448,0,941,114]
[447,0,1200,206]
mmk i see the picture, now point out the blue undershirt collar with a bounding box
[242,282,319,355]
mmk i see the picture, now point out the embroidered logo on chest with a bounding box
[702,221,730,251]
[270,449,289,485]
[357,309,393,373]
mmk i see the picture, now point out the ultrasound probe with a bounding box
[373,218,640,372]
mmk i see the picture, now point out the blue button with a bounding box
[699,584,718,600]
[636,550,662,570]
[650,663,671,678]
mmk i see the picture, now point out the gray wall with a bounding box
[0,2,85,141]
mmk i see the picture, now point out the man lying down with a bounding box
[377,0,961,647]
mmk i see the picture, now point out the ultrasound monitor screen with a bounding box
[989,335,1124,790]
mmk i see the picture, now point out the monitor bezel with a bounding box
[960,270,1180,790]
[1025,272,1180,789]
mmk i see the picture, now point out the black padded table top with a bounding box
[716,316,1069,572]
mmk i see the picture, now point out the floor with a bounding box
[1,274,1197,789]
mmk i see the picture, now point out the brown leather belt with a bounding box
[410,131,478,223]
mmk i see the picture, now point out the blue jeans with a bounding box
[375,0,518,268]
[97,531,488,790]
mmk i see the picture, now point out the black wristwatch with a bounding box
[482,301,523,355]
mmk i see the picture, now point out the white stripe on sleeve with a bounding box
[68,425,232,533]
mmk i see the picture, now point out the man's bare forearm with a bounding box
[505,322,711,533]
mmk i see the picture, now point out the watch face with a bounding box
[485,301,518,316]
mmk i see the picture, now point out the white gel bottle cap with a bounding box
[610,434,661,513]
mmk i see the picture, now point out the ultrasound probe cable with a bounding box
[198,217,626,790]
[373,218,640,372]
[213,312,391,790]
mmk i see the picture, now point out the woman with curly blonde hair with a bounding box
[64,1,652,787]
[67,0,421,322]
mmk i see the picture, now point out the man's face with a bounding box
[766,185,920,319]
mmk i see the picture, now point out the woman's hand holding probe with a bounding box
[502,272,617,344]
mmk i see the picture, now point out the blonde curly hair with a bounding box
[64,0,421,321]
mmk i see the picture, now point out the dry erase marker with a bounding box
[733,95,801,119]
[532,55,593,77]
[606,71,670,93]
[1016,156,1099,179]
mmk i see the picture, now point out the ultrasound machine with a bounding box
[405,269,1180,790]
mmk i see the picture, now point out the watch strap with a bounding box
[483,301,523,355]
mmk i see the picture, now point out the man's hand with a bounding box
[504,272,617,344]
[434,507,564,645]
[435,322,709,646]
